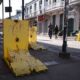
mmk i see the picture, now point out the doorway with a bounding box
[68,18,74,36]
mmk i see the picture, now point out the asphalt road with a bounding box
[0,37,80,80]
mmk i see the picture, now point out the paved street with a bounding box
[37,35,80,49]
[0,35,80,80]
[37,35,80,56]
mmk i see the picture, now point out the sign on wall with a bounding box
[38,15,45,21]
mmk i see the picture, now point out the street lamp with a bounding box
[22,0,24,20]
[9,0,11,18]
[59,0,70,58]
[1,0,4,20]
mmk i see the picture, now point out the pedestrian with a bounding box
[48,23,53,39]
[54,25,59,39]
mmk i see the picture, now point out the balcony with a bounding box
[25,12,37,19]
[25,9,45,19]
[69,0,80,5]
[45,1,64,13]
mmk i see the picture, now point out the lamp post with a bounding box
[22,0,24,20]
[0,0,3,19]
[59,0,70,58]
[9,0,11,18]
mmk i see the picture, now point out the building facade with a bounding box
[25,0,80,35]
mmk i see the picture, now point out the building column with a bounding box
[74,9,79,31]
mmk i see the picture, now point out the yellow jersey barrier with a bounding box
[29,27,46,50]
[3,19,47,76]
[75,32,80,41]
[29,27,37,46]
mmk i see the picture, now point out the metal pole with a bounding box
[62,0,69,52]
[9,0,11,19]
[2,0,4,20]
[59,0,70,58]
[2,0,4,55]
[22,0,24,20]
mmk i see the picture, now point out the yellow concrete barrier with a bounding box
[29,26,37,46]
[75,32,80,41]
[29,26,46,50]
[3,19,47,76]
[4,19,29,61]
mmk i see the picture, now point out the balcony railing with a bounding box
[69,0,80,2]
[45,1,64,12]
[25,9,45,19]
[69,0,80,5]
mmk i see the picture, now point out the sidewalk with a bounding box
[37,35,80,49]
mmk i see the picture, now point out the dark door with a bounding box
[60,14,63,31]
[68,18,74,36]
[53,15,56,28]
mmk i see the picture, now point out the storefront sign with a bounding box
[38,15,45,21]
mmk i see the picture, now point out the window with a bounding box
[46,0,48,2]
[53,0,56,3]
[44,0,48,6]
[30,6,32,9]
[39,5,41,10]
[39,0,42,4]
[34,3,36,11]
[27,8,28,13]
[39,0,42,10]
[49,0,51,4]
[30,6,32,13]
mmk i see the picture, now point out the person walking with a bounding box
[48,23,53,39]
[54,25,59,39]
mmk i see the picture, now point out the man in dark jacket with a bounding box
[54,25,59,39]
[48,23,53,39]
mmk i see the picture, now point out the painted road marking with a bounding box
[44,61,59,66]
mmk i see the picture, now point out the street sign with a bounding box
[5,7,12,12]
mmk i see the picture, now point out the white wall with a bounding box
[74,10,79,31]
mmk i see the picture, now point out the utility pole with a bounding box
[5,0,12,18]
[59,0,70,58]
[0,0,3,19]
[2,0,4,20]
[22,0,24,20]
[9,0,11,18]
